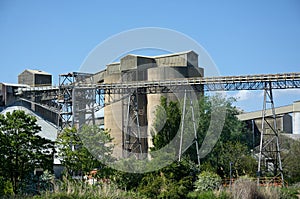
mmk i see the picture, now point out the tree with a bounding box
[151,97,181,151]
[151,95,255,179]
[282,138,300,184]
[215,142,257,178]
[0,110,54,194]
[57,125,114,179]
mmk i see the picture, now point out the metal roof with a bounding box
[0,82,30,88]
[121,50,196,59]
[0,106,57,141]
[25,69,51,75]
[1,106,61,165]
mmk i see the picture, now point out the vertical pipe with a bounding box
[230,162,233,190]
[252,119,255,151]
[191,97,200,166]
[178,90,187,162]
[257,85,267,184]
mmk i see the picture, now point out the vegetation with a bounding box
[1,96,300,198]
[0,110,54,194]
[194,171,222,192]
[57,125,114,179]
[281,135,300,184]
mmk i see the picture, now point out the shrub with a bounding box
[0,177,14,196]
[194,171,222,192]
[187,190,217,199]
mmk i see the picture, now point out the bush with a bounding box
[278,187,298,199]
[187,190,231,199]
[138,172,193,199]
[187,191,217,199]
[0,177,14,196]
[194,171,222,192]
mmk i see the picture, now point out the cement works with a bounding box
[3,51,300,185]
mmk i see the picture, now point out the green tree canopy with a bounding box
[151,95,255,179]
[0,110,54,194]
[151,97,181,152]
[57,125,114,179]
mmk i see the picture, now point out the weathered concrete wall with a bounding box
[293,101,300,134]
[102,51,203,157]
[18,70,34,86]
[238,101,300,134]
[252,114,292,134]
[120,55,137,71]
[106,63,121,75]
[283,114,292,133]
[187,51,198,68]
[104,73,123,158]
[18,70,52,87]
[155,54,187,67]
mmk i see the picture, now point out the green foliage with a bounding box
[281,138,300,184]
[57,125,114,178]
[0,110,54,194]
[187,190,218,199]
[147,94,256,197]
[195,96,255,178]
[278,187,299,199]
[0,176,14,196]
[194,171,222,192]
[137,159,198,198]
[151,97,181,152]
[215,142,257,178]
[188,190,231,199]
[112,169,144,191]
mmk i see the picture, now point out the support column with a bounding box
[257,82,284,186]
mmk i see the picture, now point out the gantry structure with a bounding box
[18,72,300,185]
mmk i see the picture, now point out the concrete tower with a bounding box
[103,51,204,158]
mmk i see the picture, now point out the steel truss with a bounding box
[93,72,300,93]
[57,72,94,130]
[257,82,284,186]
[122,91,148,159]
[19,72,300,96]
[16,72,300,183]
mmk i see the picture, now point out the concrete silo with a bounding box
[293,101,300,134]
[103,51,204,158]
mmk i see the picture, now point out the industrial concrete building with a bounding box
[238,101,300,136]
[18,69,52,87]
[0,82,29,106]
[103,51,204,157]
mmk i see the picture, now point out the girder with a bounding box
[18,72,300,95]
[17,72,300,127]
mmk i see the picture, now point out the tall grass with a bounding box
[232,177,299,199]
[32,178,145,199]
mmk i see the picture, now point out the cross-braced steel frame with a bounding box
[57,72,94,130]
[18,72,300,183]
[257,82,284,186]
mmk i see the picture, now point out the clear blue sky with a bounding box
[0,0,299,111]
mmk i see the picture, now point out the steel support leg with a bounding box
[257,82,284,186]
